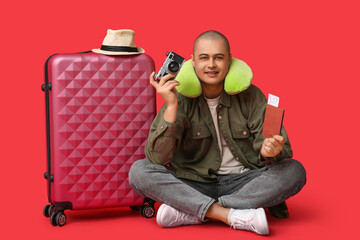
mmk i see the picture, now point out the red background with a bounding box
[1,0,359,239]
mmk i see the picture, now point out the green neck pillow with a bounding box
[175,57,253,98]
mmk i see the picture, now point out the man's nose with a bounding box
[208,58,216,68]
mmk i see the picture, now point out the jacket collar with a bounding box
[219,89,231,107]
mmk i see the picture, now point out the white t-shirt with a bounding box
[205,95,249,175]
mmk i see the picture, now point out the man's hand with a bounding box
[149,72,180,123]
[260,135,284,158]
[149,72,179,107]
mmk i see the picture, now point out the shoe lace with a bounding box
[177,211,199,222]
[230,211,254,231]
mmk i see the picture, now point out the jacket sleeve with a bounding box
[145,103,186,165]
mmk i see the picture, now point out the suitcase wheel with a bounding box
[43,205,51,217]
[43,204,57,218]
[141,205,155,218]
[50,211,67,227]
[50,212,57,226]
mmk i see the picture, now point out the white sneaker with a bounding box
[228,208,269,235]
[156,204,203,228]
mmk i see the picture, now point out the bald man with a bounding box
[129,30,306,235]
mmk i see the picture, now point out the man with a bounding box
[129,30,306,235]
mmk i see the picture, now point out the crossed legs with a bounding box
[129,158,306,222]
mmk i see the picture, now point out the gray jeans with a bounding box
[129,159,306,220]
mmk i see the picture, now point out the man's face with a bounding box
[192,38,232,88]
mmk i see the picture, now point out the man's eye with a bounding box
[216,56,224,59]
[200,56,208,60]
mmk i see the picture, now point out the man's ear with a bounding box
[191,54,195,67]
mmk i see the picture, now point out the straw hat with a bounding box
[92,29,145,55]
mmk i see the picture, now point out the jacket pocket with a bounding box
[231,125,257,159]
[231,125,251,139]
[182,124,212,155]
[188,124,212,139]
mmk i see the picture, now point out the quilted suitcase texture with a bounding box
[42,52,156,226]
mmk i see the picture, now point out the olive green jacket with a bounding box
[145,84,293,182]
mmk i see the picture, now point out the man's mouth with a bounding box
[205,71,219,77]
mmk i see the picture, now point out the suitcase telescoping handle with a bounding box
[43,54,56,204]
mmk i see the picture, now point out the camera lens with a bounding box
[168,62,180,73]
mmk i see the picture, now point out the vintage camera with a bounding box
[154,51,185,81]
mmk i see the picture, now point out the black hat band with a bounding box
[100,45,138,52]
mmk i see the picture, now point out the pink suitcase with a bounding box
[42,51,156,226]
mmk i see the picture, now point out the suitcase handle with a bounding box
[44,54,57,205]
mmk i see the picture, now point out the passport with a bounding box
[262,104,285,138]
